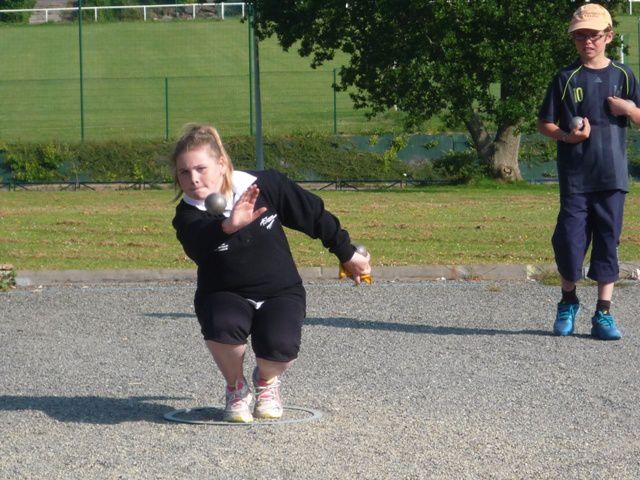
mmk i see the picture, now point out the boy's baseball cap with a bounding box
[568,4,612,33]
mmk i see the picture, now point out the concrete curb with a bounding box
[15,264,563,287]
[13,262,640,287]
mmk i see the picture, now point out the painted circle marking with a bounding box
[163,405,323,426]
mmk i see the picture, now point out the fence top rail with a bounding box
[0,3,245,14]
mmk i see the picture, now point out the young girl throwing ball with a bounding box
[171,124,371,422]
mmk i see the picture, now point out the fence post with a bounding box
[248,6,254,135]
[78,0,85,142]
[165,77,170,141]
[250,3,264,170]
[333,68,337,134]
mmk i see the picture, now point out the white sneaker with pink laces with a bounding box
[223,378,253,423]
[252,367,283,420]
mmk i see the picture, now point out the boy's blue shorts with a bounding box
[552,190,626,283]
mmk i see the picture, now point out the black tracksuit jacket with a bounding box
[172,169,354,299]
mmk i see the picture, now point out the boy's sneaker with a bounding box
[252,367,283,420]
[591,310,622,341]
[553,302,580,336]
[223,378,253,423]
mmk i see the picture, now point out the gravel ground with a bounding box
[1,279,639,479]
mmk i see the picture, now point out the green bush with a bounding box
[431,150,488,184]
[3,143,72,182]
[0,0,37,23]
[0,135,407,184]
[405,159,437,182]
[3,133,637,185]
[76,140,174,182]
[629,154,640,179]
[519,136,556,167]
[0,266,16,291]
[257,133,407,180]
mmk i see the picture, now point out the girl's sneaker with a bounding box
[252,367,283,420]
[223,378,253,423]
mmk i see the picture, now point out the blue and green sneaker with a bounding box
[591,310,622,341]
[553,302,580,336]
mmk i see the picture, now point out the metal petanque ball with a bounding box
[353,244,368,256]
[569,116,584,130]
[205,193,226,215]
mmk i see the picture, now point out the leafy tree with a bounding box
[254,0,626,180]
[0,0,36,23]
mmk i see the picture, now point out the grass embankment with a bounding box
[1,183,639,271]
[0,19,406,142]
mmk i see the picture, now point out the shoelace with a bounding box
[558,303,577,321]
[595,313,614,328]
[255,378,281,403]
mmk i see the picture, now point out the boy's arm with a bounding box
[537,118,590,144]
[607,96,640,125]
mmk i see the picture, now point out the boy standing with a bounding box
[537,4,640,340]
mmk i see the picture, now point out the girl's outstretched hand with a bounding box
[222,184,267,234]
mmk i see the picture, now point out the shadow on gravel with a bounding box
[0,395,185,424]
[144,313,195,319]
[306,317,551,336]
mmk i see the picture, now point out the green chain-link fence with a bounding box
[0,4,379,142]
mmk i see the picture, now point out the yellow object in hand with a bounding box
[338,244,372,284]
[339,264,373,284]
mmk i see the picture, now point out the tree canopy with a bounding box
[254,0,627,180]
[0,1,37,23]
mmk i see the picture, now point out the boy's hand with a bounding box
[566,117,590,143]
[607,96,635,117]
[608,96,640,125]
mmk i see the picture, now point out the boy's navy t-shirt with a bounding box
[538,59,639,195]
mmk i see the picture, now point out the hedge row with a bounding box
[0,134,415,184]
[4,133,637,185]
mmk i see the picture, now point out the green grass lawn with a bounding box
[0,19,405,142]
[1,183,639,271]
[616,13,640,76]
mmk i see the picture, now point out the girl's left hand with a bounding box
[222,184,267,234]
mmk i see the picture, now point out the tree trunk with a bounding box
[489,124,522,181]
[465,115,523,181]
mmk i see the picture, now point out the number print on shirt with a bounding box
[574,87,584,103]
